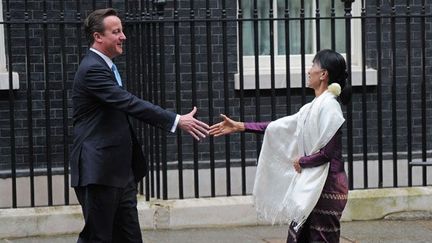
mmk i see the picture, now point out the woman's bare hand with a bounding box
[293,158,302,173]
[209,114,244,137]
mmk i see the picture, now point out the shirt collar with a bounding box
[89,48,114,69]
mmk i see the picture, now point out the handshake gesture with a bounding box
[179,109,244,141]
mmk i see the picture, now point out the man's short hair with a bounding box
[84,8,118,46]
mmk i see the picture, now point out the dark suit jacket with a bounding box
[70,50,176,188]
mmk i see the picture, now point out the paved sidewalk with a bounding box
[2,220,432,243]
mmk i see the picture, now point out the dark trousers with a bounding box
[74,180,142,243]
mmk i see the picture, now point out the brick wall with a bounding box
[0,0,431,173]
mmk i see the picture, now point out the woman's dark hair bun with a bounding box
[339,84,352,105]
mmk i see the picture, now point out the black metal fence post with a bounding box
[154,0,168,200]
[59,0,70,205]
[360,0,368,189]
[206,0,216,197]
[4,0,17,208]
[342,0,354,190]
[375,0,384,188]
[173,0,184,199]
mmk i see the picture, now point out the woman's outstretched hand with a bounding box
[209,114,245,137]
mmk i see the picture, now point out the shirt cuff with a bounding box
[170,114,180,133]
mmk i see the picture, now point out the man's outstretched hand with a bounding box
[178,107,209,141]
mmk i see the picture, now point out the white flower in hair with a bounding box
[328,83,341,97]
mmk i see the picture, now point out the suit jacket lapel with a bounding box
[87,50,122,88]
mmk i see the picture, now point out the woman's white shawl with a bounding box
[252,90,345,231]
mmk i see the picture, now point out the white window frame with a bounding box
[0,3,19,90]
[235,0,377,90]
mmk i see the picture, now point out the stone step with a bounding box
[262,236,356,243]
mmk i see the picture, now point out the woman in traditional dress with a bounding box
[210,49,351,243]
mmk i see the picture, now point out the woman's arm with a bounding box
[299,129,342,168]
[209,114,270,136]
[244,122,270,134]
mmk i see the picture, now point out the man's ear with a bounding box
[93,32,103,43]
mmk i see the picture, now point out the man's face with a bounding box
[95,15,126,59]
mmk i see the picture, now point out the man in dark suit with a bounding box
[70,8,209,243]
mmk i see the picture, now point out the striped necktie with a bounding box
[111,64,123,87]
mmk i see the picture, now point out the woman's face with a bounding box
[307,62,326,89]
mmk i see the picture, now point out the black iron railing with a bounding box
[0,0,431,208]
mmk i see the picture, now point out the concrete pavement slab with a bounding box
[2,220,432,243]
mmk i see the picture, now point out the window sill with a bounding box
[0,71,19,90]
[234,66,377,90]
